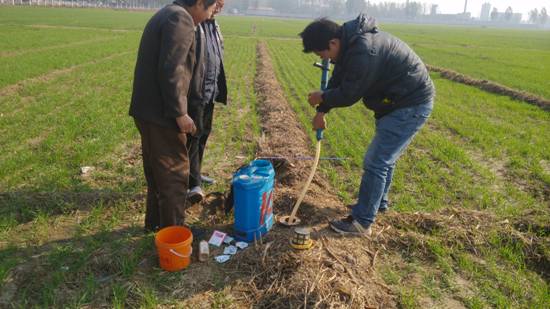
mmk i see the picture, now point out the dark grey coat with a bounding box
[318,14,435,118]
[129,3,196,130]
[188,19,227,108]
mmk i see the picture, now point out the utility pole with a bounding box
[463,0,468,14]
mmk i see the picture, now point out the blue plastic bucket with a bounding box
[233,160,275,242]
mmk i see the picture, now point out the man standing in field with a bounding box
[129,0,217,231]
[186,0,228,204]
[300,15,435,235]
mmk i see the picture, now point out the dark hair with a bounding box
[177,0,216,9]
[299,18,342,53]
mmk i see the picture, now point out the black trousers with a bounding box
[187,102,214,188]
[134,119,189,231]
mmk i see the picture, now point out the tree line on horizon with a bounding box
[226,0,548,24]
[1,0,547,25]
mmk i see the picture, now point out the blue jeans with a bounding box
[352,100,433,227]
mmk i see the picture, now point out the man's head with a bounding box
[211,0,225,18]
[299,18,342,61]
[180,0,217,25]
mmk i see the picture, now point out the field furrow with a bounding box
[266,36,549,308]
[266,39,549,207]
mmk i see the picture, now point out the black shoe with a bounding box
[329,215,372,236]
[200,175,215,185]
[187,186,205,204]
[143,226,159,234]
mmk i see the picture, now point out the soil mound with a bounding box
[427,65,550,111]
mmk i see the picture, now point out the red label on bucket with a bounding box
[259,190,273,225]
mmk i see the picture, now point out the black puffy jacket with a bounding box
[318,14,435,118]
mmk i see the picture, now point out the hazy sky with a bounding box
[371,0,548,18]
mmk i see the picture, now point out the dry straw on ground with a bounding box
[228,42,397,308]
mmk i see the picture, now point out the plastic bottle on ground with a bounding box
[199,240,209,262]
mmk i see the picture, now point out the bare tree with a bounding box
[490,7,498,21]
[529,8,539,24]
[346,0,366,15]
[504,6,513,21]
[268,0,296,13]
[329,0,345,16]
[249,0,259,10]
[226,0,250,12]
[405,1,422,19]
[540,7,548,24]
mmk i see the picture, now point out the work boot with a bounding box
[329,215,372,236]
[201,174,215,185]
[187,186,205,204]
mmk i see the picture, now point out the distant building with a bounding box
[248,0,270,10]
[493,12,522,23]
[427,12,471,22]
[430,4,438,15]
[247,0,275,14]
[480,3,491,21]
[298,0,331,8]
[510,13,523,23]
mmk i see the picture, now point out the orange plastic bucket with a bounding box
[155,226,193,272]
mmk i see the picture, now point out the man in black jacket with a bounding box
[300,15,435,235]
[129,0,217,231]
[186,0,228,204]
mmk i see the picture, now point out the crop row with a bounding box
[0,34,262,307]
[266,37,549,308]
[0,31,138,88]
[266,39,549,215]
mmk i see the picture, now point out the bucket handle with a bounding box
[169,248,192,259]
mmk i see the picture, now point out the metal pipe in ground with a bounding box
[279,59,331,227]
[279,131,322,226]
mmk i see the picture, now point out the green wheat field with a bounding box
[0,6,548,308]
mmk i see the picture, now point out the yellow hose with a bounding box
[287,139,322,224]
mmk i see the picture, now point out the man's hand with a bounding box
[312,112,326,130]
[308,91,323,107]
[176,114,196,134]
